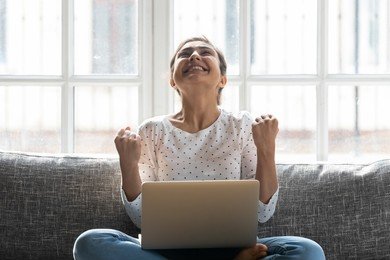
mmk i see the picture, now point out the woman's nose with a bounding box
[189,51,201,61]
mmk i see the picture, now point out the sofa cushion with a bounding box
[1,150,389,259]
[258,160,390,259]
[0,151,139,260]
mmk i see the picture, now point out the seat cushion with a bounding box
[0,151,139,260]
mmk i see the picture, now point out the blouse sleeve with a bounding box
[240,111,257,180]
[257,187,279,223]
[121,189,142,228]
[121,122,158,229]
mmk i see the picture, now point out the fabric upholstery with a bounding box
[1,150,389,259]
[0,151,138,260]
[259,161,390,259]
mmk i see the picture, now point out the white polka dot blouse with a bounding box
[121,109,279,229]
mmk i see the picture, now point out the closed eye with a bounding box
[178,52,190,58]
[201,50,212,56]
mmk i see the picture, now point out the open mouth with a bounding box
[183,64,209,74]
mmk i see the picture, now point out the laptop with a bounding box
[141,179,259,249]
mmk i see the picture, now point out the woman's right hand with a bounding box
[234,243,268,260]
[114,127,142,174]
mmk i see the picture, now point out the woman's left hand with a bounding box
[252,114,279,157]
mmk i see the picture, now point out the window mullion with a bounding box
[140,0,153,121]
[152,0,172,116]
[61,0,74,153]
[239,0,249,111]
[317,0,328,161]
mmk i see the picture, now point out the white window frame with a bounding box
[0,0,153,153]
[60,0,153,153]
[1,0,390,160]
[154,0,390,162]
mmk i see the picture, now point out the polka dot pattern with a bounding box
[121,109,279,228]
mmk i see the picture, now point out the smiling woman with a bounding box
[169,37,227,106]
[72,36,326,260]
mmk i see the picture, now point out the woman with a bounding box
[73,36,325,260]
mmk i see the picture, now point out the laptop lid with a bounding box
[141,180,259,249]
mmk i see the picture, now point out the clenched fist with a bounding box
[114,127,142,173]
[252,114,279,157]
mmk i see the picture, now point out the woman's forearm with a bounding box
[121,163,142,202]
[115,127,143,202]
[255,150,279,204]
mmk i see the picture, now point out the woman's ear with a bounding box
[217,75,227,88]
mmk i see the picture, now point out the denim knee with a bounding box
[296,237,325,259]
[73,229,102,259]
[260,236,326,260]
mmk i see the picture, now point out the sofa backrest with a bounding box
[259,161,390,259]
[1,151,389,259]
[0,151,139,260]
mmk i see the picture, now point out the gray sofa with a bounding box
[1,150,389,260]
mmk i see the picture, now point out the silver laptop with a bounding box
[141,180,259,249]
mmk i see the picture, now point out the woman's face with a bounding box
[170,41,226,95]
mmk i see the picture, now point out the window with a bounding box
[0,0,389,162]
[74,0,138,75]
[172,0,389,162]
[0,1,5,63]
[0,0,147,154]
[0,0,62,75]
[73,0,140,153]
[0,86,61,153]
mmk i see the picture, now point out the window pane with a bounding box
[74,86,139,154]
[0,1,5,63]
[0,86,61,152]
[0,0,61,75]
[220,84,240,114]
[329,0,390,74]
[329,85,390,161]
[173,0,239,75]
[250,85,316,161]
[74,0,138,75]
[250,0,317,75]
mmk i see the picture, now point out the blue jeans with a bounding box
[73,229,325,260]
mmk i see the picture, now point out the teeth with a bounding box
[188,66,204,72]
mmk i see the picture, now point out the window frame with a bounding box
[0,0,153,153]
[160,0,390,162]
[60,0,153,153]
[1,0,390,161]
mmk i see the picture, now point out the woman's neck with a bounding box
[170,101,221,133]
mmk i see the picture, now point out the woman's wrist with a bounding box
[256,147,275,161]
[120,161,139,176]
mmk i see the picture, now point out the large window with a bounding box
[0,0,389,162]
[0,0,145,154]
